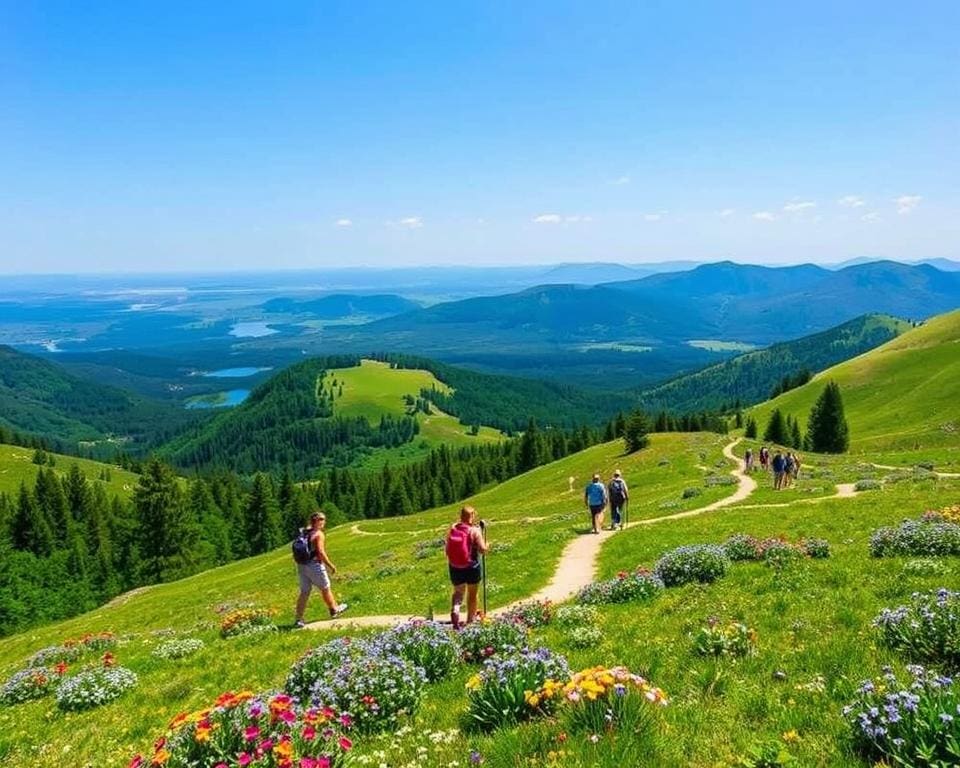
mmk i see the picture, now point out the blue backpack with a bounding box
[292,529,314,564]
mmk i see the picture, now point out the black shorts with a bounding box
[449,563,482,586]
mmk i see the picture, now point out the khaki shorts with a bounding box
[298,561,330,593]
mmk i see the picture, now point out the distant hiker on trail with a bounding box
[744,448,754,473]
[771,451,785,490]
[792,452,802,481]
[293,511,348,628]
[445,505,489,629]
[584,473,608,534]
[783,453,796,488]
[759,446,770,471]
[607,470,629,531]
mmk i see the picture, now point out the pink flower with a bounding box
[279,709,297,724]
[244,726,260,741]
[299,760,318,768]
[339,713,353,728]
[215,764,228,768]
[339,736,353,750]
[259,739,274,752]
[128,756,144,768]
[238,754,252,767]
[302,725,316,741]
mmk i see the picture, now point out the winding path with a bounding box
[305,438,848,631]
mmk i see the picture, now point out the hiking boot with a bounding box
[294,619,306,629]
[331,603,349,619]
[451,610,461,630]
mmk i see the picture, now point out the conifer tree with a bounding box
[790,417,803,449]
[763,408,788,445]
[244,473,282,554]
[12,482,54,557]
[806,381,850,453]
[745,416,758,439]
[624,411,651,453]
[134,458,198,582]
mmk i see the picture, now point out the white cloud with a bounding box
[783,201,816,213]
[717,208,735,218]
[609,175,631,185]
[565,215,593,223]
[335,218,353,227]
[861,211,881,222]
[398,216,423,229]
[895,195,922,215]
[753,211,776,221]
[533,213,562,224]
[838,195,865,208]
[643,213,662,222]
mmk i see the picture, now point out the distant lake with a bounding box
[229,321,278,338]
[185,389,250,409]
[203,366,273,378]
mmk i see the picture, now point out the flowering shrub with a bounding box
[220,607,278,638]
[527,666,667,738]
[56,665,138,711]
[555,604,599,628]
[502,599,554,628]
[465,646,570,731]
[286,637,371,701]
[843,665,960,767]
[762,540,803,570]
[692,619,757,658]
[653,545,729,587]
[565,626,605,649]
[77,631,119,652]
[799,537,830,559]
[576,569,664,605]
[723,534,763,561]
[153,637,205,661]
[288,637,426,733]
[27,643,83,668]
[375,620,459,682]
[870,517,960,557]
[458,619,528,664]
[938,504,960,524]
[129,691,353,768]
[873,589,960,669]
[0,666,65,705]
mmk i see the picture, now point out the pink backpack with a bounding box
[445,523,473,568]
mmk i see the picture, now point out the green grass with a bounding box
[749,309,960,452]
[323,359,503,467]
[1,424,958,765]
[0,443,140,499]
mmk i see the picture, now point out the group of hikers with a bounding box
[744,445,801,489]
[292,469,630,627]
[583,469,630,533]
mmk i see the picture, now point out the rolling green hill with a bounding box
[748,308,960,452]
[161,356,509,475]
[0,345,196,454]
[639,313,912,413]
[0,443,140,500]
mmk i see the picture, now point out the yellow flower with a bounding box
[782,730,800,744]
[465,674,481,691]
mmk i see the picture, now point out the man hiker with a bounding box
[584,473,607,534]
[771,451,785,490]
[744,448,754,473]
[293,511,348,628]
[783,452,796,488]
[607,469,629,531]
[759,445,770,472]
[445,505,489,630]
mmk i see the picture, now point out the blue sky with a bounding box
[1,2,958,273]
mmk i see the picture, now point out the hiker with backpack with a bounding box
[293,511,348,627]
[584,473,608,534]
[445,505,489,630]
[607,469,629,531]
[771,451,785,490]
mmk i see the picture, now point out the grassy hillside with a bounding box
[0,345,195,454]
[2,420,957,766]
[0,444,140,500]
[748,308,960,454]
[640,313,911,413]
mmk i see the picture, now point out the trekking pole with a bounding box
[481,521,488,616]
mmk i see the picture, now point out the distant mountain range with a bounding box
[287,260,959,385]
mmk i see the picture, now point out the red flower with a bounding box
[339,736,353,750]
[54,662,68,676]
[128,755,145,768]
